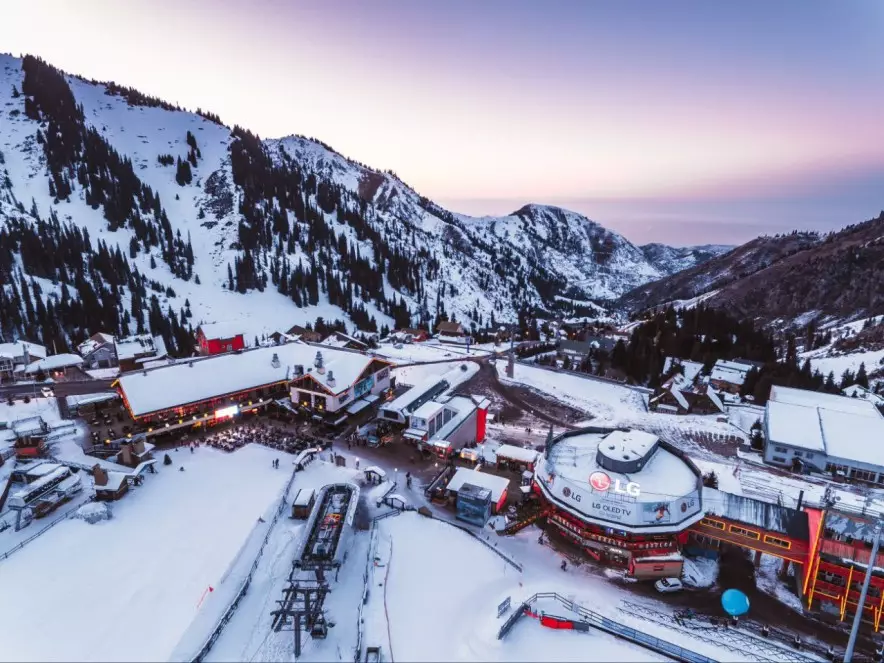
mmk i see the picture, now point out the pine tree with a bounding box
[856,362,869,389]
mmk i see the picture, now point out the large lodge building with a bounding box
[536,427,884,632]
[115,343,392,431]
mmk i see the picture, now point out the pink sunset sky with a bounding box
[2,0,882,245]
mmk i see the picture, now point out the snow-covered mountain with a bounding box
[639,243,733,276]
[0,54,723,351]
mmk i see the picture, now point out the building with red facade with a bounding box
[196,322,245,356]
[533,426,884,634]
[116,344,392,433]
[535,427,705,577]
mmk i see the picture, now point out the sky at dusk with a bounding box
[2,0,883,245]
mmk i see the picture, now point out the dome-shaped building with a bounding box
[535,427,704,576]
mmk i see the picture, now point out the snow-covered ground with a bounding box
[376,513,669,663]
[375,339,494,365]
[804,347,884,379]
[498,363,744,454]
[0,444,290,663]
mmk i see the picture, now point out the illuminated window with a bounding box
[763,535,791,549]
[729,525,760,540]
[701,518,726,530]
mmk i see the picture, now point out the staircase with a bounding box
[498,505,552,536]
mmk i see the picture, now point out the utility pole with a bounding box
[845,522,882,662]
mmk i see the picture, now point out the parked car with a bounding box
[655,577,683,594]
[40,387,55,398]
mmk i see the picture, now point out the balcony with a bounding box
[821,539,884,570]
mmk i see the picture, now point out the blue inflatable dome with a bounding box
[721,589,750,616]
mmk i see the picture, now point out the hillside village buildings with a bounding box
[0,341,47,380]
[77,333,167,371]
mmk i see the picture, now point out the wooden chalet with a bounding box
[285,325,323,343]
[436,321,465,337]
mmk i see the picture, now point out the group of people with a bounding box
[201,421,325,455]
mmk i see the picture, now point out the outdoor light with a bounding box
[127,433,132,438]
[148,427,153,432]
[165,423,170,428]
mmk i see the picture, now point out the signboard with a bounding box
[214,405,240,420]
[497,596,511,618]
[354,376,374,399]
[542,464,701,528]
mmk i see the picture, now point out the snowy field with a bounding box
[375,339,495,365]
[0,444,289,663]
[375,513,667,663]
[498,363,744,454]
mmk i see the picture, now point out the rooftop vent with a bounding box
[314,351,324,369]
[271,353,281,369]
[327,370,335,387]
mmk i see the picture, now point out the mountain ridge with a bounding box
[0,53,727,352]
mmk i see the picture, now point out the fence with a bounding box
[354,519,382,662]
[501,592,716,663]
[0,493,93,562]
[189,464,301,663]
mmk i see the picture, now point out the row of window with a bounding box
[772,445,815,460]
[700,518,792,549]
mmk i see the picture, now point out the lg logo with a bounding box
[589,471,641,497]
[562,486,581,503]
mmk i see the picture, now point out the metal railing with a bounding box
[190,465,301,662]
[0,493,93,561]
[504,592,717,663]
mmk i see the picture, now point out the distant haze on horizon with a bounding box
[2,0,882,245]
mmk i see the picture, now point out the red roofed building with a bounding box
[197,322,245,356]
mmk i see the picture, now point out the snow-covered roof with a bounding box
[363,465,386,477]
[66,392,119,409]
[703,487,809,538]
[22,462,62,479]
[597,430,658,463]
[429,396,477,442]
[118,334,166,361]
[293,488,315,506]
[96,472,128,492]
[382,370,453,415]
[198,321,244,340]
[412,401,444,421]
[23,353,83,374]
[770,385,880,415]
[547,430,698,501]
[77,333,114,357]
[709,360,751,386]
[446,467,509,502]
[669,386,689,411]
[662,357,704,384]
[766,386,884,465]
[118,344,386,417]
[0,341,47,361]
[11,466,69,500]
[494,444,539,464]
[706,387,725,413]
